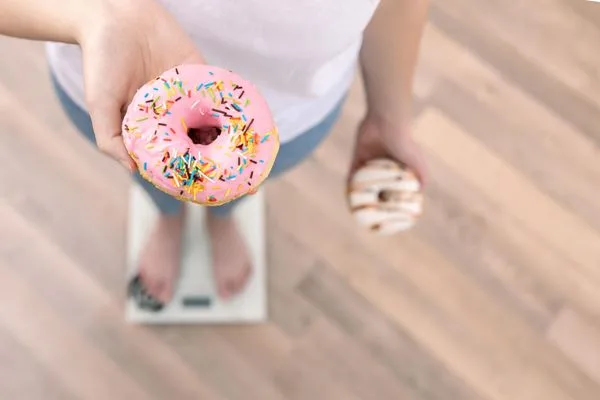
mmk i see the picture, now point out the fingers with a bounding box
[88,99,137,172]
[412,151,428,187]
[397,145,427,187]
[183,52,206,65]
[350,120,429,188]
[174,48,206,70]
[401,139,428,187]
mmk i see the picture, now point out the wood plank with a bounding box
[0,325,76,400]
[266,217,318,290]
[266,265,320,338]
[274,317,415,399]
[412,150,563,327]
[0,201,226,400]
[430,2,600,145]
[272,330,364,400]
[409,109,600,319]
[416,23,600,234]
[567,0,600,29]
[431,0,600,107]
[298,262,481,400]
[548,307,600,385]
[297,262,368,335]
[0,255,152,399]
[155,326,287,400]
[415,108,600,287]
[0,85,130,298]
[213,323,293,374]
[0,37,70,123]
[429,77,600,233]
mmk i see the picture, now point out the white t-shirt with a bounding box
[47,0,380,143]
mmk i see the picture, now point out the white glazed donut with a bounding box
[348,158,423,235]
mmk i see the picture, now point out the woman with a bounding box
[1,0,428,305]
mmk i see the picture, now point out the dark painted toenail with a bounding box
[128,274,165,312]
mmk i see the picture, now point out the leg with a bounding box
[51,74,183,304]
[206,95,346,299]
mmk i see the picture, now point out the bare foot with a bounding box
[206,212,253,300]
[137,209,184,304]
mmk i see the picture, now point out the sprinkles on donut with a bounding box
[122,64,279,206]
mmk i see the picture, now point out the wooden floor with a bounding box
[1,1,600,399]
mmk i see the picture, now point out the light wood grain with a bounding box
[2,0,600,398]
[548,307,600,385]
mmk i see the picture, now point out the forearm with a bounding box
[0,0,106,43]
[359,0,429,128]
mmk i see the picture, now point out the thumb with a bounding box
[88,99,136,172]
[181,50,206,65]
[385,134,428,188]
[399,146,428,188]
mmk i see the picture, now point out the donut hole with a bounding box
[378,189,402,203]
[188,126,222,145]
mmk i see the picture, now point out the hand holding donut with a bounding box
[79,0,205,171]
[349,116,427,186]
[347,116,427,234]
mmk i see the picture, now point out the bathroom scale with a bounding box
[125,183,267,324]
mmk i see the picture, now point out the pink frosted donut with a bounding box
[121,64,279,206]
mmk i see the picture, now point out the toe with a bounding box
[233,264,253,294]
[138,269,152,292]
[160,284,174,303]
[220,264,253,299]
[218,279,235,300]
[149,278,175,303]
[144,279,161,300]
[152,281,167,302]
[139,271,161,300]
